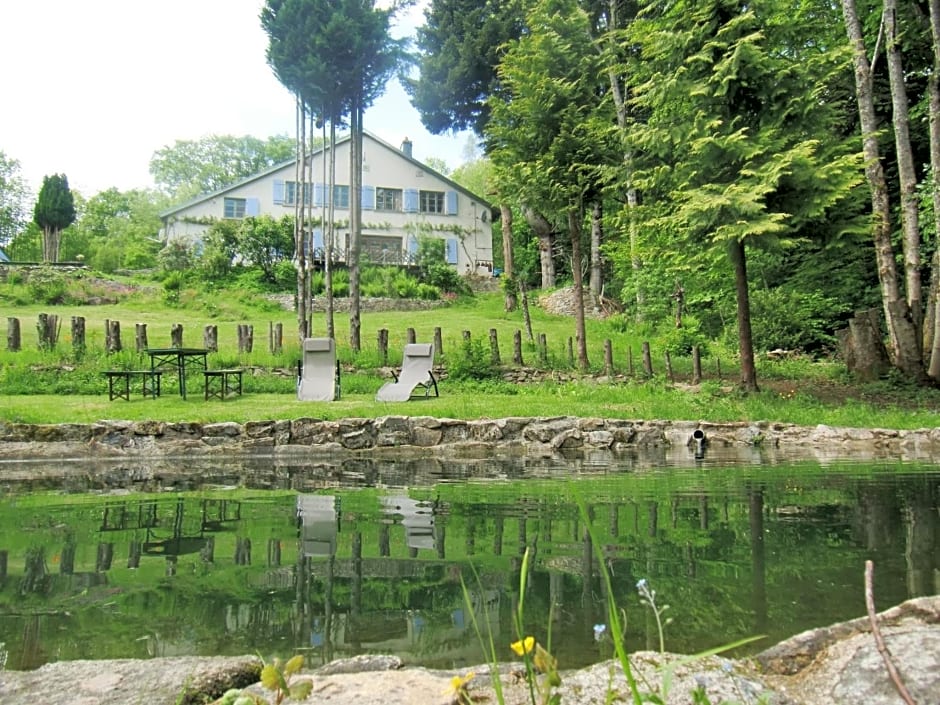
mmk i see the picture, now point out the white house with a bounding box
[159,132,495,275]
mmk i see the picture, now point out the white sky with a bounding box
[0,0,476,199]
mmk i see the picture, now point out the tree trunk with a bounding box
[926,0,940,379]
[523,207,555,289]
[842,0,924,379]
[590,200,603,298]
[501,204,517,312]
[885,0,923,336]
[568,208,589,371]
[325,121,336,339]
[729,239,759,392]
[349,99,363,352]
[294,96,308,342]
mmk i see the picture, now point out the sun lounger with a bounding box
[297,337,339,401]
[376,343,439,402]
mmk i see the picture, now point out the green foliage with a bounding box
[158,239,196,273]
[448,337,499,381]
[25,267,69,305]
[33,174,77,262]
[0,151,29,249]
[162,271,186,306]
[749,288,841,354]
[236,215,294,282]
[656,318,710,358]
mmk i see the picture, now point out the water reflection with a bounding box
[0,456,937,672]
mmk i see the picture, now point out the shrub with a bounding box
[26,268,69,304]
[749,288,843,354]
[447,337,499,381]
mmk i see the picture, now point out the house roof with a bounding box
[159,131,491,219]
[0,248,9,263]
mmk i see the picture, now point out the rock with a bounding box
[1,598,936,705]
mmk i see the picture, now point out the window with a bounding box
[376,187,402,212]
[285,181,312,206]
[333,185,350,208]
[420,190,445,214]
[224,197,246,219]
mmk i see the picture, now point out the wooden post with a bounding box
[642,341,653,376]
[462,330,471,343]
[604,339,613,376]
[37,313,60,349]
[567,336,574,367]
[171,323,183,348]
[489,328,501,365]
[106,320,121,353]
[378,328,389,365]
[628,346,634,376]
[406,327,416,344]
[244,324,254,353]
[513,329,524,365]
[716,356,722,379]
[272,322,283,354]
[204,325,218,352]
[434,326,443,356]
[135,323,148,352]
[539,333,548,364]
[6,317,20,351]
[71,316,85,354]
[692,345,702,384]
[664,351,674,382]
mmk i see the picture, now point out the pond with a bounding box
[0,452,937,673]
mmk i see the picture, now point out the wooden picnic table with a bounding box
[144,347,208,400]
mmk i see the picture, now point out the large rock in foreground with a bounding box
[1,597,936,705]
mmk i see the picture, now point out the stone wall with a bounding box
[2,416,940,465]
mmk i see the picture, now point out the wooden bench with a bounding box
[203,369,244,400]
[104,370,162,401]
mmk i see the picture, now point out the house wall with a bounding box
[161,136,494,276]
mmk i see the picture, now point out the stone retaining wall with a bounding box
[2,416,940,464]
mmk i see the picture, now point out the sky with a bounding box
[0,0,477,199]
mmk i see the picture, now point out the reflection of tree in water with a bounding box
[20,547,48,595]
[901,477,939,597]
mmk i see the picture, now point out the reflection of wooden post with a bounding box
[171,323,183,348]
[604,339,613,376]
[235,537,252,565]
[204,325,218,352]
[493,516,504,557]
[267,539,282,567]
[434,327,443,357]
[749,490,767,632]
[352,533,363,616]
[513,330,524,365]
[6,317,20,351]
[71,316,85,354]
[379,523,390,556]
[165,556,178,577]
[406,327,416,344]
[692,345,702,384]
[135,323,148,352]
[60,543,75,574]
[436,524,446,560]
[128,541,141,569]
[0,549,7,581]
[489,328,500,365]
[642,342,653,376]
[200,537,215,564]
[96,542,114,572]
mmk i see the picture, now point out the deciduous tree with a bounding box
[0,151,29,252]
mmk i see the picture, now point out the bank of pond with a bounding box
[0,455,937,673]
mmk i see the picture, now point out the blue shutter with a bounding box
[445,238,458,264]
[273,180,285,205]
[362,184,375,210]
[313,183,326,207]
[403,188,419,213]
[313,228,324,252]
[445,190,458,215]
[245,198,260,217]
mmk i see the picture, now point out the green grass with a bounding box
[2,284,940,429]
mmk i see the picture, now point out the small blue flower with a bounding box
[593,624,607,641]
[636,578,648,591]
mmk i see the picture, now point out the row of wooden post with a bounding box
[7,314,716,381]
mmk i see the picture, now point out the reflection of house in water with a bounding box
[297,495,338,557]
[380,496,435,550]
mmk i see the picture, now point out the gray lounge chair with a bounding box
[376,343,439,402]
[297,337,339,401]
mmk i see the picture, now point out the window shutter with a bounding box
[313,183,325,207]
[445,190,458,215]
[446,238,458,264]
[273,180,285,205]
[313,228,324,253]
[246,198,260,217]
[362,184,375,210]
[403,188,419,213]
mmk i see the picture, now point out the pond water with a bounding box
[0,452,937,672]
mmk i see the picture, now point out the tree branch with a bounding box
[864,560,917,705]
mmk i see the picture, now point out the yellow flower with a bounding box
[510,636,536,656]
[446,671,475,703]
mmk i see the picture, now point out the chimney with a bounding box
[401,137,413,158]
